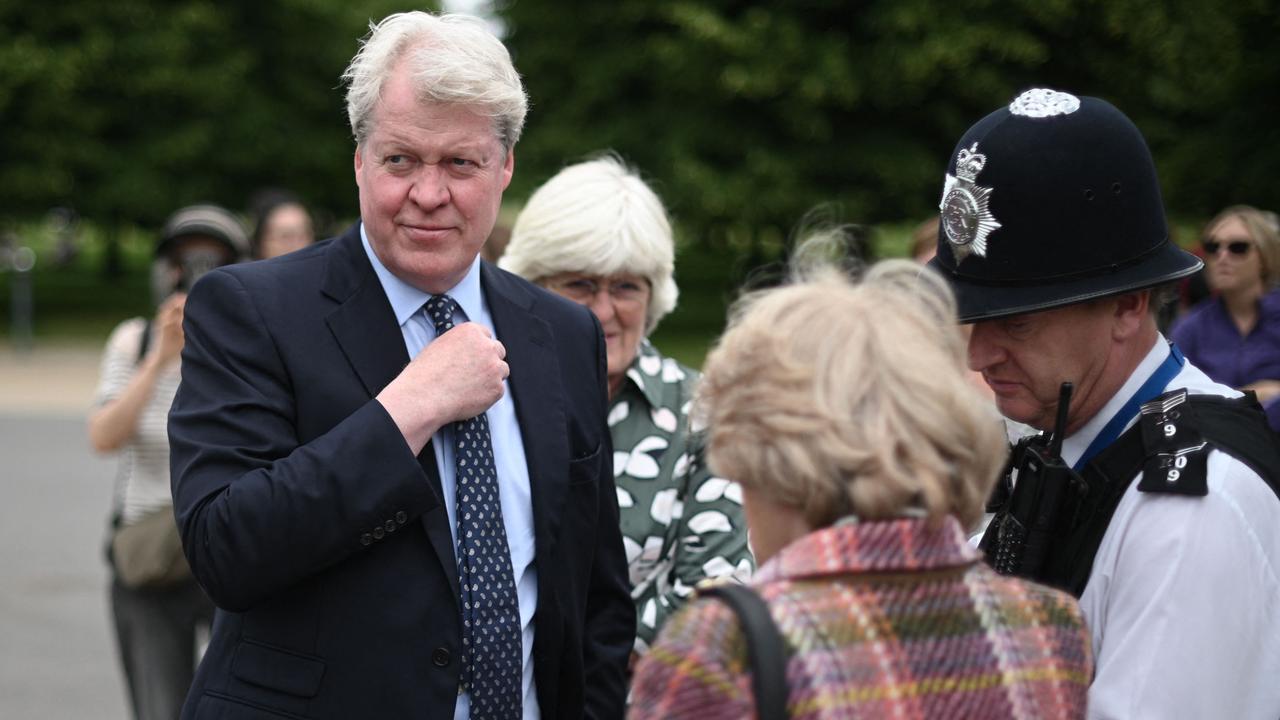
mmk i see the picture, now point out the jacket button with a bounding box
[385,519,397,532]
[372,526,385,540]
[359,533,373,546]
[432,647,451,667]
[395,511,408,525]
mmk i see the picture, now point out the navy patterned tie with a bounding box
[424,294,523,719]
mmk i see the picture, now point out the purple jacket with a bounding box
[1171,288,1280,429]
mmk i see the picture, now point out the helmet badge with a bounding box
[940,142,1001,264]
[1008,88,1080,118]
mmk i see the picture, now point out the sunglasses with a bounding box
[1202,239,1252,256]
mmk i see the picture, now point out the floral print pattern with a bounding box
[610,340,754,654]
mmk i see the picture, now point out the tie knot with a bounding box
[424,293,460,334]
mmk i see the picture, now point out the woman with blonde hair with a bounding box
[629,256,1092,719]
[1171,204,1280,428]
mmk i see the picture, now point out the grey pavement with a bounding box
[1,342,130,719]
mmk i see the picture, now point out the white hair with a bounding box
[342,11,528,151]
[500,155,679,334]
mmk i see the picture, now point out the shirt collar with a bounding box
[752,515,980,583]
[620,339,666,410]
[360,222,484,327]
[1061,334,1168,467]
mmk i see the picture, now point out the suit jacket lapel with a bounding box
[321,227,408,398]
[321,226,459,603]
[482,264,571,567]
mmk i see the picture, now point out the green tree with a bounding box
[502,0,1280,263]
[0,0,412,271]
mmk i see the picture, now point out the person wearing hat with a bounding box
[89,203,246,720]
[929,88,1280,718]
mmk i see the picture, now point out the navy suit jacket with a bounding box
[169,225,633,719]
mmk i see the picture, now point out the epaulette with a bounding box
[1135,389,1210,496]
[1038,388,1280,596]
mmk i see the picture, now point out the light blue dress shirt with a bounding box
[361,226,539,719]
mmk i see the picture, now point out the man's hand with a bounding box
[377,322,509,454]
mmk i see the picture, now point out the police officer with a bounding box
[929,88,1280,718]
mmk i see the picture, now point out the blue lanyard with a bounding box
[1073,343,1186,471]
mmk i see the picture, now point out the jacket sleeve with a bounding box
[168,268,436,612]
[1083,452,1280,719]
[581,312,638,720]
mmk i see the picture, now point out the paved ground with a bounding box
[0,342,105,417]
[1,342,131,719]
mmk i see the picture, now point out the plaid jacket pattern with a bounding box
[629,515,1092,719]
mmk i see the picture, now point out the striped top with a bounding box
[629,515,1092,719]
[93,317,182,526]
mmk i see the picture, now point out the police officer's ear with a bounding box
[1110,290,1152,340]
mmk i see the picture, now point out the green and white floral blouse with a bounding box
[610,340,754,654]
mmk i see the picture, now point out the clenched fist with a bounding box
[377,322,509,454]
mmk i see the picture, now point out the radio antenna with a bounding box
[1048,382,1074,457]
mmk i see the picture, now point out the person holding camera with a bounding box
[89,204,246,720]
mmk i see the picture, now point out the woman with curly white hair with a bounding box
[629,256,1093,719]
[500,155,753,660]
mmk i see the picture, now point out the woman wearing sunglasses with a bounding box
[1171,204,1280,428]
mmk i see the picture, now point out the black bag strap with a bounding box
[136,318,153,365]
[1189,394,1280,497]
[106,317,155,570]
[1049,428,1146,595]
[701,584,790,720]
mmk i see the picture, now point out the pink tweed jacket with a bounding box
[629,515,1092,719]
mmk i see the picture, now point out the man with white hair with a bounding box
[169,11,633,719]
[930,88,1280,718]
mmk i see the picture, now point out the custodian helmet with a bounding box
[926,88,1202,322]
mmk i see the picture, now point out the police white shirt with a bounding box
[1062,335,1280,720]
